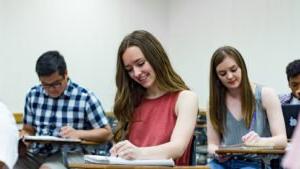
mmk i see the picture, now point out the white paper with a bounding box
[24,135,81,143]
[84,155,175,166]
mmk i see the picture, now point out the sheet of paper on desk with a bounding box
[84,155,175,166]
[24,135,81,143]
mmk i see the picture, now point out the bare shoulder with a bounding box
[177,90,198,107]
[175,90,198,116]
[260,86,280,108]
[178,90,198,99]
[261,86,278,98]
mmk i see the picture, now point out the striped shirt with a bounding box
[24,79,108,156]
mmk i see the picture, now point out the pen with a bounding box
[249,111,257,131]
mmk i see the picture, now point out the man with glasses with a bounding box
[15,51,112,169]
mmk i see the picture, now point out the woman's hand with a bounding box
[242,131,262,145]
[208,144,230,162]
[109,140,142,160]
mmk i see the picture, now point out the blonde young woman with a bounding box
[109,30,198,165]
[207,46,287,169]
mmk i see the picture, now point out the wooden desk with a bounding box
[13,112,23,123]
[216,146,285,155]
[23,136,104,145]
[199,108,207,116]
[68,163,210,169]
[21,137,106,167]
[216,146,285,168]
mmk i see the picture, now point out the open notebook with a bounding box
[84,155,175,166]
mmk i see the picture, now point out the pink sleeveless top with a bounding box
[127,92,192,166]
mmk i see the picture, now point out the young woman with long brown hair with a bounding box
[207,46,287,169]
[109,30,198,165]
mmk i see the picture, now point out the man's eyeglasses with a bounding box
[41,78,64,89]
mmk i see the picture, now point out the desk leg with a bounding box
[61,145,69,168]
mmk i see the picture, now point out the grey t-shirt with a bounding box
[222,85,271,145]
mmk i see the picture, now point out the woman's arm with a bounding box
[110,90,198,160]
[260,86,287,147]
[206,108,221,155]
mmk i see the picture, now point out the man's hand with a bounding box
[60,126,81,139]
[18,124,35,157]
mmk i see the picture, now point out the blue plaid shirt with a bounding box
[24,79,108,156]
[279,93,300,105]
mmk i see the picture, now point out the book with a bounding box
[23,135,81,143]
[84,155,175,166]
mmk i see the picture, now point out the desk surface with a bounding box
[215,146,285,169]
[23,136,104,145]
[68,163,210,169]
[216,146,285,155]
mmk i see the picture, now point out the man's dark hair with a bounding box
[36,51,67,77]
[286,59,300,80]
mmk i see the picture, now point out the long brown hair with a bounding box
[209,46,255,135]
[113,30,189,142]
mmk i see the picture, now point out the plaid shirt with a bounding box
[24,79,108,156]
[279,93,300,105]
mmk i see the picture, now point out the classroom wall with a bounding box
[0,0,169,112]
[0,0,299,112]
[167,0,300,108]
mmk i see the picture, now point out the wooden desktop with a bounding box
[68,163,210,169]
[215,145,286,168]
[216,146,285,155]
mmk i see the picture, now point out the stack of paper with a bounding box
[84,155,175,166]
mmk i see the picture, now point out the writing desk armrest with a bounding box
[68,163,210,169]
[216,145,285,155]
[80,140,106,145]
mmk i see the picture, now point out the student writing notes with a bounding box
[207,46,287,169]
[109,30,198,166]
[15,51,112,169]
